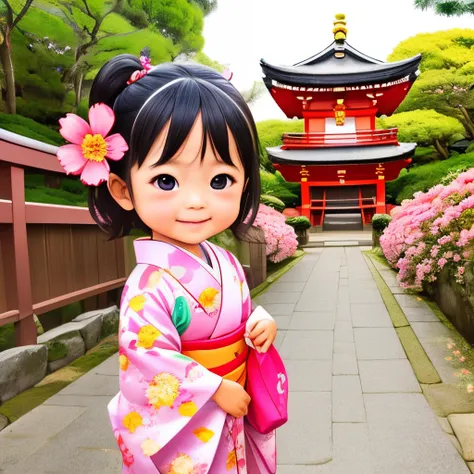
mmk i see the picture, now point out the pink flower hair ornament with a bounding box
[56,103,128,186]
[127,53,153,85]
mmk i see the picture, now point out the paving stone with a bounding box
[270,281,307,293]
[295,298,337,312]
[437,416,454,435]
[349,288,384,304]
[354,328,405,360]
[410,321,454,340]
[289,312,335,330]
[4,406,122,474]
[43,394,115,408]
[446,433,463,456]
[274,330,286,350]
[332,353,359,375]
[448,414,474,461]
[394,294,428,309]
[276,466,333,474]
[336,302,351,322]
[279,268,314,282]
[58,373,119,397]
[332,375,366,422]
[402,305,440,323]
[280,331,333,360]
[256,291,301,304]
[334,341,356,356]
[274,315,293,330]
[277,392,332,465]
[418,339,459,384]
[334,321,354,343]
[339,278,349,286]
[259,303,295,316]
[285,360,332,392]
[364,393,469,473]
[0,405,87,469]
[469,461,474,474]
[359,360,421,393]
[422,383,474,417]
[351,303,393,328]
[93,355,119,376]
[332,423,374,473]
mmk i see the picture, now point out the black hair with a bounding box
[88,54,261,239]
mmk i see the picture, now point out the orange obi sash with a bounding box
[181,324,248,387]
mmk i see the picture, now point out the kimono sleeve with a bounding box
[112,268,223,470]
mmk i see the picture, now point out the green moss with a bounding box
[396,326,441,384]
[364,254,409,328]
[0,335,118,424]
[251,250,305,299]
[0,324,15,352]
[100,314,119,339]
[45,341,68,362]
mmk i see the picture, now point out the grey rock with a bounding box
[0,345,47,403]
[38,324,85,372]
[71,314,103,351]
[100,306,120,338]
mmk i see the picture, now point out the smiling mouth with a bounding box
[177,218,211,225]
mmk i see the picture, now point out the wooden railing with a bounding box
[281,128,399,149]
[0,130,129,346]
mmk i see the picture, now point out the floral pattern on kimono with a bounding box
[109,239,276,474]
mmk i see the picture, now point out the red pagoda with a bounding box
[260,14,421,231]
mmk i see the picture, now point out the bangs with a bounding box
[129,78,256,169]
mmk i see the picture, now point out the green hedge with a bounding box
[260,194,286,212]
[0,113,64,146]
[387,152,474,204]
[260,170,300,207]
[285,216,311,231]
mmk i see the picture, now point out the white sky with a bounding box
[203,0,473,121]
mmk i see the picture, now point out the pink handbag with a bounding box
[245,344,288,434]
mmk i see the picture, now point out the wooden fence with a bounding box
[0,129,268,348]
[0,130,129,346]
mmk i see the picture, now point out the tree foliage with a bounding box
[377,109,465,159]
[414,0,474,16]
[389,29,474,137]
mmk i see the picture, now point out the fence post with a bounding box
[0,163,36,345]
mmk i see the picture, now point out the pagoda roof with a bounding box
[266,143,416,166]
[260,42,421,87]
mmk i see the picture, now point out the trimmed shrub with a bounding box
[260,194,286,212]
[285,216,311,231]
[372,214,392,232]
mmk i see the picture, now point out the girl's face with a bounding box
[118,114,246,255]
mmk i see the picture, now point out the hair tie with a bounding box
[127,48,153,85]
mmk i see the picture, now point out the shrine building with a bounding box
[260,14,421,231]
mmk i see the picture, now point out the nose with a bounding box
[185,190,206,210]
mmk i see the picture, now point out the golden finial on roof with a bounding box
[333,13,347,44]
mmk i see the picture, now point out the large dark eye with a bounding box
[211,174,234,190]
[154,174,178,191]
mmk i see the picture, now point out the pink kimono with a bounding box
[108,238,276,473]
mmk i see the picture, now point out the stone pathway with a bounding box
[254,247,469,473]
[0,247,470,473]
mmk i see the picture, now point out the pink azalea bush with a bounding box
[380,168,474,291]
[252,204,298,263]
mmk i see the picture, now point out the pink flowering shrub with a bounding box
[252,204,298,263]
[380,168,474,291]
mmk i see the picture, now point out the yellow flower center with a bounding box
[81,133,107,162]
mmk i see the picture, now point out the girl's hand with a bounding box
[246,318,277,353]
[211,379,251,417]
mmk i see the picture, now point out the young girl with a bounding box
[56,52,283,473]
